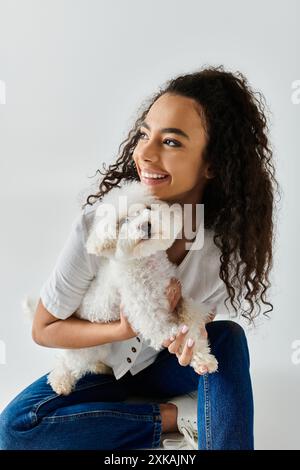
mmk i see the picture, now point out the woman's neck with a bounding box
[165,201,202,266]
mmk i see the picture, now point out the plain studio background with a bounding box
[0,0,299,450]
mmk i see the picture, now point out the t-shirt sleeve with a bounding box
[39,210,95,320]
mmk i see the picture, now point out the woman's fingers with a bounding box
[168,325,189,354]
[205,310,216,325]
[162,336,175,348]
[176,337,195,366]
[163,324,209,375]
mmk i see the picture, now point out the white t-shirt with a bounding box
[40,199,239,380]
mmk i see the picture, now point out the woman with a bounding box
[0,66,277,450]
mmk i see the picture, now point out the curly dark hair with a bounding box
[82,65,279,325]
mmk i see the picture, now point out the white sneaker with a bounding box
[161,390,198,450]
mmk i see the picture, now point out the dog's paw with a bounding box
[47,369,75,396]
[191,352,218,374]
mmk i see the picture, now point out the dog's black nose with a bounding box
[147,221,151,238]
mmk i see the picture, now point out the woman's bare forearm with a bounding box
[34,316,122,349]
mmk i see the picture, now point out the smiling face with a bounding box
[133,93,213,205]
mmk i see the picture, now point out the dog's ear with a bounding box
[86,221,118,256]
[86,204,118,256]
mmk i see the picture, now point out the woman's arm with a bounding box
[32,299,134,349]
[32,278,182,349]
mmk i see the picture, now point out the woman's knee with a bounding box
[207,319,251,367]
[0,384,40,449]
[222,320,246,338]
[208,319,247,341]
[0,400,22,449]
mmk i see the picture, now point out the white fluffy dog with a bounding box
[24,180,218,395]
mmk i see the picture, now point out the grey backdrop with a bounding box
[0,0,299,449]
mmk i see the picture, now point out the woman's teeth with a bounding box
[141,171,168,179]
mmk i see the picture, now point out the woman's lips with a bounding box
[140,174,171,186]
[138,165,170,186]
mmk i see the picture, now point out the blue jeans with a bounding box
[0,320,254,450]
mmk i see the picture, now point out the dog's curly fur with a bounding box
[24,180,218,395]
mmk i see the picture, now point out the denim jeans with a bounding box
[0,320,254,450]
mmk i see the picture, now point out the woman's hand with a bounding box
[115,278,182,342]
[163,277,210,374]
[165,277,182,313]
[115,305,140,341]
[162,313,215,375]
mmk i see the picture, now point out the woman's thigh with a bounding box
[0,370,163,450]
[0,369,138,434]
